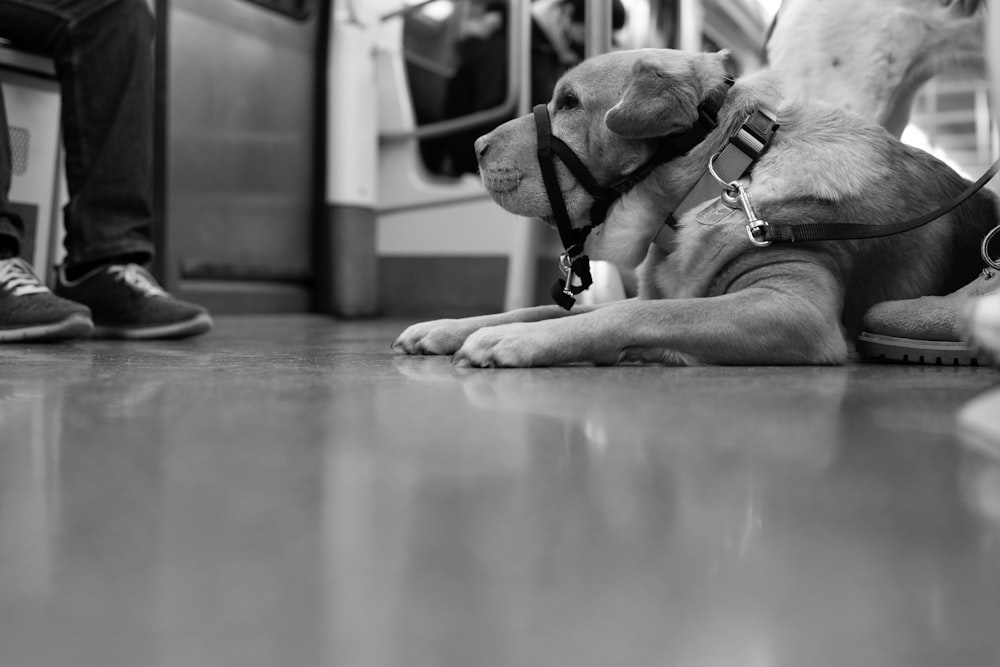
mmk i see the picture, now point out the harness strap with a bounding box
[760,158,1000,243]
[652,106,780,250]
[535,105,584,254]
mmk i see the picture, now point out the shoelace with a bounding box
[0,258,51,297]
[109,264,168,297]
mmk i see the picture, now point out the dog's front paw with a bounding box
[452,323,554,368]
[392,319,477,356]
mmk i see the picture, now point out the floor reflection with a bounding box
[0,318,997,667]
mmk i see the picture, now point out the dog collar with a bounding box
[533,78,734,310]
[652,106,780,251]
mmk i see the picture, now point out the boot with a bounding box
[857,225,1000,365]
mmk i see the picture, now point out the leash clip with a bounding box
[745,218,771,248]
[716,176,771,248]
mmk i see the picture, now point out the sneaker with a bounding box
[0,258,94,342]
[857,224,1000,366]
[55,263,213,340]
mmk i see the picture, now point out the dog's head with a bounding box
[475,49,731,228]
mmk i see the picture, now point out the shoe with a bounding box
[857,225,1000,366]
[55,263,213,340]
[0,258,94,342]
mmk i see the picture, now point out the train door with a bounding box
[369,0,537,316]
[158,0,324,314]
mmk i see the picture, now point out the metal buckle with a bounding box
[710,171,772,249]
[558,252,576,296]
[745,219,771,248]
[982,225,1000,272]
[731,183,772,248]
[731,108,778,157]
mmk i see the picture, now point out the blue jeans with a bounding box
[0,0,155,267]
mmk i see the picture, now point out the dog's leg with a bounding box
[392,304,606,356]
[450,264,849,367]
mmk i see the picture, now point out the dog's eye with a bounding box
[558,92,580,110]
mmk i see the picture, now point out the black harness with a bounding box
[533,79,733,309]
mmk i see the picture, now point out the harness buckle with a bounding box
[558,252,576,296]
[731,108,779,158]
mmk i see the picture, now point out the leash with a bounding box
[692,156,999,251]
[751,158,1000,245]
[533,79,734,310]
[653,117,998,251]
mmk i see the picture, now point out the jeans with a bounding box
[0,0,155,267]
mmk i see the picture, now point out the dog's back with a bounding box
[751,94,998,334]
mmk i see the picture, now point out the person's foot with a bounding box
[963,288,1000,365]
[857,225,1000,365]
[55,263,212,340]
[0,258,94,342]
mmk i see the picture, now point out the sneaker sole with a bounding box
[856,332,984,366]
[92,313,214,340]
[0,313,94,343]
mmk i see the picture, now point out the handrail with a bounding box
[381,0,440,22]
[583,0,613,57]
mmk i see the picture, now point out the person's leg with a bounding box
[0,80,25,257]
[0,0,210,340]
[0,0,156,269]
[60,0,156,271]
[0,10,93,341]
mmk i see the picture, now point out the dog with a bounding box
[392,48,997,366]
[765,0,985,138]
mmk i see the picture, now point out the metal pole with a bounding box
[584,0,614,58]
[678,0,704,52]
[318,0,378,317]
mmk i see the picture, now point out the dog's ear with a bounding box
[605,50,730,139]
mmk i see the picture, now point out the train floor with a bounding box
[1,314,999,667]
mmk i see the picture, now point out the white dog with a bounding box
[765,0,984,137]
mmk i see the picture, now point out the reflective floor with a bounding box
[1,315,999,667]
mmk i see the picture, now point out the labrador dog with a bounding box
[392,48,997,366]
